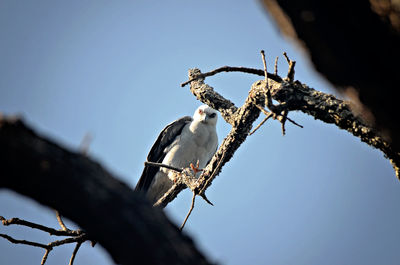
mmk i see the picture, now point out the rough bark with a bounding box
[180,66,399,190]
[155,62,399,208]
[188,69,266,194]
[0,116,211,265]
[261,0,400,153]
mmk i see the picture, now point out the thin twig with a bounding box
[41,249,51,265]
[254,96,303,135]
[257,104,303,129]
[69,241,83,265]
[55,211,69,231]
[199,193,214,206]
[255,104,270,115]
[1,215,89,265]
[180,192,196,230]
[286,117,304,128]
[260,50,269,90]
[181,66,282,87]
[0,216,81,236]
[49,234,87,248]
[260,51,277,112]
[283,52,296,81]
[144,161,183,173]
[283,52,291,64]
[0,233,50,249]
[274,56,279,75]
[249,113,273,136]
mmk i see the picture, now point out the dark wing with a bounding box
[135,116,192,192]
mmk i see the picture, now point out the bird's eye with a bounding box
[198,109,204,114]
[210,113,216,118]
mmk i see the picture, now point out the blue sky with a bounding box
[1,1,399,265]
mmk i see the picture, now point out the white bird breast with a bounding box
[161,121,218,177]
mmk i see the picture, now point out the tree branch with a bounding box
[156,59,399,209]
[0,116,211,265]
[0,216,81,237]
[180,62,399,186]
[264,78,400,177]
[180,65,282,87]
[0,233,50,249]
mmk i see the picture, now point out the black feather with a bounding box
[135,116,192,192]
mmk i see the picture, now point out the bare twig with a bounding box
[283,52,291,64]
[0,216,81,236]
[274,56,279,75]
[180,192,196,230]
[248,53,302,136]
[260,50,274,111]
[69,241,83,265]
[49,234,87,248]
[286,116,304,129]
[181,65,282,87]
[0,215,89,265]
[0,233,49,249]
[0,232,87,265]
[253,51,302,135]
[256,100,303,136]
[255,104,270,116]
[199,193,214,206]
[41,249,51,265]
[261,50,269,87]
[249,113,273,136]
[55,210,69,231]
[283,52,296,81]
[258,104,303,130]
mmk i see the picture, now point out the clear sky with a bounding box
[1,1,399,265]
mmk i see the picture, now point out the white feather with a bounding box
[146,105,218,203]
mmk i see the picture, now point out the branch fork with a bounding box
[250,51,303,136]
[0,214,91,265]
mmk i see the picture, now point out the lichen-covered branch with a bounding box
[157,62,399,209]
[187,63,400,183]
[194,80,266,194]
[187,69,238,125]
[263,79,400,177]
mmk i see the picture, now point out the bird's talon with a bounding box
[190,163,203,174]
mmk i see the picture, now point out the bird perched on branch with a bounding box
[136,105,218,204]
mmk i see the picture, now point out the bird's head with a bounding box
[193,105,218,126]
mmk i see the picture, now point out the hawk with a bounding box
[136,105,218,204]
